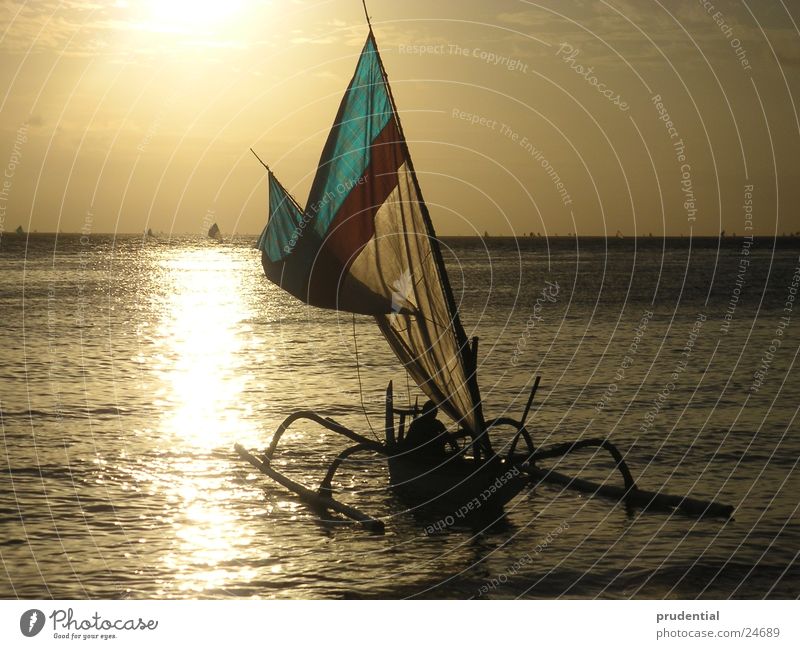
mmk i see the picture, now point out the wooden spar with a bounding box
[524,465,734,518]
[496,425,734,518]
[469,336,479,372]
[520,376,541,428]
[318,443,376,497]
[385,381,395,445]
[249,148,270,172]
[530,438,637,490]
[361,0,372,30]
[469,336,492,458]
[265,410,382,460]
[235,444,385,533]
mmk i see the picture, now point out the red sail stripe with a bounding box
[307,118,405,308]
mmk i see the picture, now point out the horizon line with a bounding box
[4,232,799,239]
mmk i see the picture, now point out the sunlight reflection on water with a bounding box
[152,248,259,593]
[157,249,252,449]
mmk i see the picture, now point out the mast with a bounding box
[250,147,270,172]
[361,0,372,30]
[368,30,490,451]
[251,148,304,214]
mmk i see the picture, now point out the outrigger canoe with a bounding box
[235,6,733,533]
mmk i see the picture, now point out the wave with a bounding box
[369,560,800,599]
[0,406,134,420]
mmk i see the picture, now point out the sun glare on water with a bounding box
[148,246,260,594]
[155,248,253,449]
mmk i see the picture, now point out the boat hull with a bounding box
[388,453,526,525]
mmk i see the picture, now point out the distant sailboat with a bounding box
[235,5,734,531]
[15,225,24,235]
[208,222,222,242]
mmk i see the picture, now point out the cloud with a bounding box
[494,0,800,69]
[0,1,109,54]
[0,0,253,57]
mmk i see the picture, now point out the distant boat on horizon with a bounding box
[15,225,24,235]
[208,222,222,242]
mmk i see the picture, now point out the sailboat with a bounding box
[236,13,733,533]
[208,222,222,242]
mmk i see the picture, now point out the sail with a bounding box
[258,170,312,301]
[208,223,222,241]
[257,33,484,435]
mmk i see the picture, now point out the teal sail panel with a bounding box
[258,171,305,263]
[305,35,393,239]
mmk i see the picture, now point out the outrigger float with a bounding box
[236,6,733,534]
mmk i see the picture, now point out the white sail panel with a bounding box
[365,163,480,433]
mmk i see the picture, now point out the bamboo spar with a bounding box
[249,148,269,172]
[234,444,385,533]
[361,0,372,29]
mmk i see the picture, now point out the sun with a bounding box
[141,0,246,33]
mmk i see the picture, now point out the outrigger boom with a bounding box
[234,443,385,533]
[235,381,733,535]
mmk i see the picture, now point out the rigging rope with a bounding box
[352,314,381,443]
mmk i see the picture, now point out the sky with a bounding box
[0,0,798,237]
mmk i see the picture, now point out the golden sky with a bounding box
[0,0,798,236]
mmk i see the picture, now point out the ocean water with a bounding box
[0,233,797,599]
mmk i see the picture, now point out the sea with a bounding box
[1,233,798,599]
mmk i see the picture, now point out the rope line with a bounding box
[352,314,381,443]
